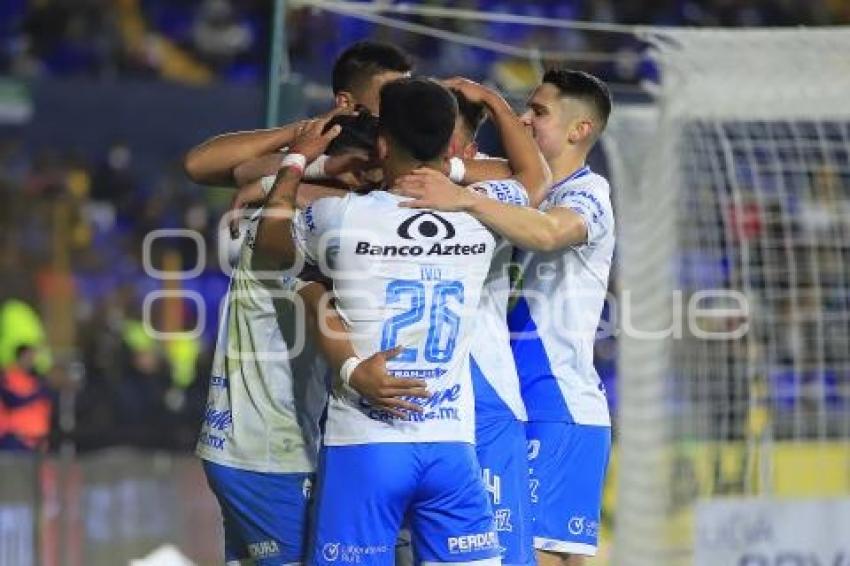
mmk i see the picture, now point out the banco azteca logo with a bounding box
[397,212,455,241]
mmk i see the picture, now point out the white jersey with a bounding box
[508,166,613,426]
[468,180,529,422]
[196,212,328,473]
[293,189,495,446]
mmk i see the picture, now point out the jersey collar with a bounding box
[550,165,591,194]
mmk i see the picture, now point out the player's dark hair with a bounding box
[323,111,380,155]
[379,78,458,162]
[332,41,413,95]
[543,69,612,128]
[451,88,486,140]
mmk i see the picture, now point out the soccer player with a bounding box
[189,42,420,566]
[445,79,550,566]
[183,40,413,188]
[395,70,615,566]
[258,77,542,566]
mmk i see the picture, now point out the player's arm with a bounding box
[465,194,586,251]
[252,166,303,270]
[253,115,344,269]
[184,124,302,186]
[185,105,361,186]
[233,153,287,187]
[396,168,586,252]
[458,158,511,184]
[298,283,428,416]
[235,148,372,188]
[445,77,551,205]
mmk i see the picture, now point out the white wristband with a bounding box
[304,154,329,180]
[280,152,307,175]
[260,174,276,196]
[448,157,466,183]
[339,356,362,387]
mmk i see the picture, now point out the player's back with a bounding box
[309,190,495,446]
[197,213,327,473]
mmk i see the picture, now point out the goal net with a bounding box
[604,28,850,565]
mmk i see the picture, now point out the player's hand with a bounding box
[289,108,347,163]
[394,167,478,212]
[442,76,497,106]
[349,346,430,418]
[227,180,266,238]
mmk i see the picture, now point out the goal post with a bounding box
[605,28,850,565]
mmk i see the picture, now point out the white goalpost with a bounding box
[605,28,850,565]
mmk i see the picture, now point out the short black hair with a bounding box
[323,112,379,156]
[379,78,457,162]
[332,41,413,95]
[451,88,487,140]
[542,69,612,128]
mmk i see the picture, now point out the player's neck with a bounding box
[383,159,442,190]
[549,150,587,184]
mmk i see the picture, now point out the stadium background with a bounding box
[1,1,849,565]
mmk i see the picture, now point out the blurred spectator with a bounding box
[0,298,51,373]
[191,0,254,71]
[0,345,55,451]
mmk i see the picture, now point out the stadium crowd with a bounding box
[0,138,220,452]
[1,0,848,87]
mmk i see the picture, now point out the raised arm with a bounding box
[445,77,551,205]
[184,124,302,186]
[395,168,587,252]
[253,116,344,269]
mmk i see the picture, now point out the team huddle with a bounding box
[184,41,613,566]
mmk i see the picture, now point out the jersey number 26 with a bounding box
[380,279,463,363]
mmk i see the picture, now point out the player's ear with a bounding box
[335,91,356,110]
[462,141,478,160]
[568,119,593,144]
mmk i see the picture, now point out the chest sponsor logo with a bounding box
[398,212,455,240]
[354,241,487,257]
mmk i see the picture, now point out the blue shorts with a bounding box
[526,423,611,556]
[311,442,500,566]
[476,419,534,566]
[202,460,313,565]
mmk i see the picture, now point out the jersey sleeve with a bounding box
[292,195,346,266]
[468,179,529,207]
[550,182,612,245]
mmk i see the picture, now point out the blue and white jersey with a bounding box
[293,189,495,446]
[468,179,529,422]
[509,166,613,426]
[196,211,328,473]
